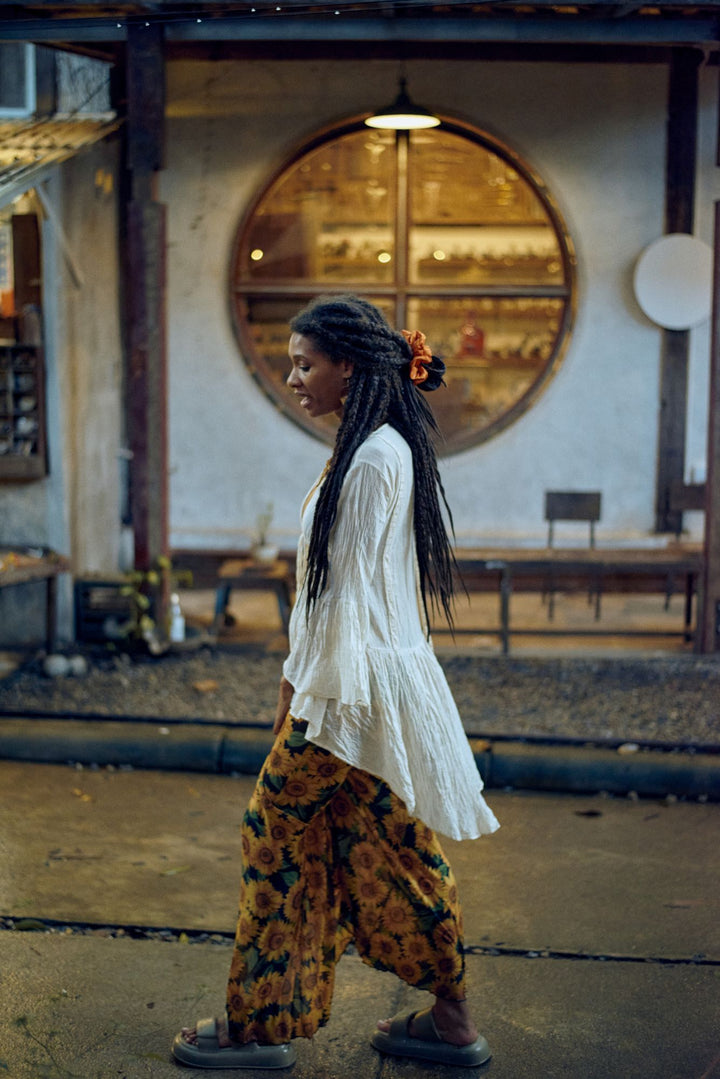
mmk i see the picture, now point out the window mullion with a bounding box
[394,130,409,329]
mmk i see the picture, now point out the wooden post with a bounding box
[123,22,168,575]
[126,201,167,570]
[655,48,701,534]
[698,202,720,652]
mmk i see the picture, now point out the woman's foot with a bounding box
[376,998,478,1047]
[179,1015,235,1048]
[372,1001,491,1068]
[172,1017,298,1069]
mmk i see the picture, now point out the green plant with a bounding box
[118,555,192,653]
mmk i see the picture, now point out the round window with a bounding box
[230,117,576,455]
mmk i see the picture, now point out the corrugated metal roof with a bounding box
[0,115,121,207]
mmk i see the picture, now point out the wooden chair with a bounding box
[544,491,602,619]
[545,490,602,549]
[668,480,705,540]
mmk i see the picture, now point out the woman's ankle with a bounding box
[431,998,478,1045]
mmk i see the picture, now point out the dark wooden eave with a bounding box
[1,1,720,57]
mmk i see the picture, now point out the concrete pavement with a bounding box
[0,760,718,1078]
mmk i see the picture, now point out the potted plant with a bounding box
[116,556,193,653]
[251,503,278,563]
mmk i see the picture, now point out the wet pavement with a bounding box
[0,760,718,1078]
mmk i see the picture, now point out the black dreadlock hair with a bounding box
[289,294,458,631]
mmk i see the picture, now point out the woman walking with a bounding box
[173,294,499,1070]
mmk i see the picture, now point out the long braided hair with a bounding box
[289,294,458,630]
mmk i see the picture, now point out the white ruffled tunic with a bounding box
[283,425,499,841]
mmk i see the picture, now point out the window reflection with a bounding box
[407,297,564,445]
[408,130,563,289]
[241,130,396,284]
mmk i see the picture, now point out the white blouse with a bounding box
[282,424,499,841]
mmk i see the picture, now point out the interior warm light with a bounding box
[377,251,392,264]
[365,78,440,130]
[250,248,264,261]
[433,249,446,261]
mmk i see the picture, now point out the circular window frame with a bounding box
[229,114,577,456]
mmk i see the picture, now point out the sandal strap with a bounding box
[388,1011,414,1038]
[195,1017,219,1044]
[410,1008,442,1043]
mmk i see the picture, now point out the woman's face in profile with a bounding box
[287,333,353,419]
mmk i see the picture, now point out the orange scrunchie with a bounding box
[401,329,432,385]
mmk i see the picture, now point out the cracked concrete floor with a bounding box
[0,761,718,1077]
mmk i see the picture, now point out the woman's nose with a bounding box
[287,368,300,389]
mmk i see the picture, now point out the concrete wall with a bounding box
[0,137,123,646]
[162,57,716,554]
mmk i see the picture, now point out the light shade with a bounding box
[364,78,440,130]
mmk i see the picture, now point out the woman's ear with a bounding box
[342,360,354,380]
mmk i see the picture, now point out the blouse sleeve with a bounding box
[282,452,397,709]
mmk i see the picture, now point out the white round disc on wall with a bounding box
[633,233,713,330]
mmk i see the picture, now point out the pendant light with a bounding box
[364,77,440,130]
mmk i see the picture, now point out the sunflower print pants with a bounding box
[225,712,466,1045]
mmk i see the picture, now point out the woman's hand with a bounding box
[273,676,294,734]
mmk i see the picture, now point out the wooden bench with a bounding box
[453,546,703,654]
[0,548,70,652]
[209,547,703,653]
[213,558,293,636]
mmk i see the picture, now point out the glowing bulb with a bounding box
[250,249,264,262]
[365,78,440,131]
[377,251,392,264]
[432,250,446,261]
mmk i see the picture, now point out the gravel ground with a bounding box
[0,644,718,749]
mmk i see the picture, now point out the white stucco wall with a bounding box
[163,58,715,553]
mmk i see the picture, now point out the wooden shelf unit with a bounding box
[0,342,47,480]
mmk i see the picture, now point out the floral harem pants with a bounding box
[225,713,466,1044]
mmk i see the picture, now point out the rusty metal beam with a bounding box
[126,201,168,572]
[655,48,701,534]
[698,202,720,652]
[126,20,165,196]
[123,22,168,576]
